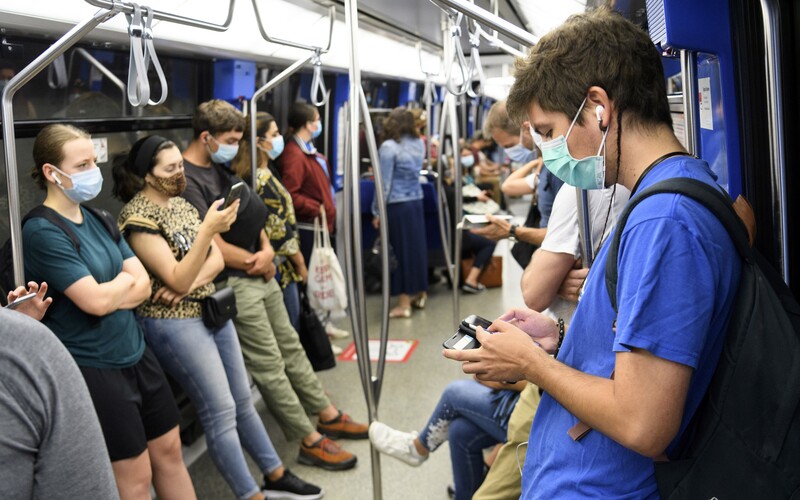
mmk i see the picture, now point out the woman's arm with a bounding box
[190,240,225,291]
[117,257,152,309]
[63,271,137,317]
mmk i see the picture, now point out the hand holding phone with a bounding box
[443,314,494,350]
[462,214,513,229]
[5,292,36,310]
[221,182,245,210]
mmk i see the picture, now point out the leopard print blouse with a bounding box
[118,192,214,319]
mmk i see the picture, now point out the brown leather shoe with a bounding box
[317,411,369,439]
[298,436,357,471]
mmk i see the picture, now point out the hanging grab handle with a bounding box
[444,12,471,96]
[125,3,149,107]
[465,22,485,98]
[310,48,328,106]
[141,5,168,106]
[47,54,68,89]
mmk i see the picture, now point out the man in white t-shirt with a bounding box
[522,184,630,320]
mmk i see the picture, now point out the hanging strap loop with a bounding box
[125,3,150,107]
[466,22,485,98]
[141,5,168,106]
[444,12,471,96]
[310,47,328,106]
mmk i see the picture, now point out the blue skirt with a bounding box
[387,199,428,296]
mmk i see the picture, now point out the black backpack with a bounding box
[605,178,800,499]
[0,205,121,305]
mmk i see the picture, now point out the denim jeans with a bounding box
[418,379,509,500]
[140,317,282,500]
[282,281,301,331]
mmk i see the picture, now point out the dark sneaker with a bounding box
[263,468,323,499]
[316,411,369,439]
[447,484,455,499]
[298,436,357,471]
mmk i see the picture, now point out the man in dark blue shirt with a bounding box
[445,7,741,498]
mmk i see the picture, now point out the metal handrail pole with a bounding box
[344,0,382,497]
[576,189,593,267]
[323,88,332,159]
[358,85,389,402]
[1,8,119,287]
[251,1,335,53]
[84,0,236,32]
[447,94,462,326]
[430,0,538,47]
[435,95,455,286]
[759,0,789,284]
[248,54,315,188]
[73,47,127,116]
[679,50,699,156]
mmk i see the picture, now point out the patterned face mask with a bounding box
[149,171,186,197]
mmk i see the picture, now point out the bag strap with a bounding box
[313,211,321,250]
[24,205,82,252]
[83,205,122,244]
[320,205,332,249]
[605,177,751,313]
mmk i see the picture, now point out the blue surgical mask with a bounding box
[540,98,608,190]
[311,120,323,139]
[460,154,475,168]
[52,166,103,203]
[207,136,239,164]
[262,134,284,160]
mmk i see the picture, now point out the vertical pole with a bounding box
[343,1,383,498]
[679,49,699,156]
[448,95,463,326]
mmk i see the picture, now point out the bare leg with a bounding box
[147,426,196,500]
[111,450,153,500]
[465,267,482,287]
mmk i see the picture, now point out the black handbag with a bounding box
[298,285,336,371]
[510,202,542,268]
[187,287,238,329]
[365,236,398,277]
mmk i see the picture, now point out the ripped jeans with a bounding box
[418,379,511,500]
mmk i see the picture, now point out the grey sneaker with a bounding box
[368,421,427,467]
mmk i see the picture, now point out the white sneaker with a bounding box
[325,322,350,339]
[330,344,343,356]
[368,421,427,467]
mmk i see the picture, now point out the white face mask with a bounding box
[207,135,239,164]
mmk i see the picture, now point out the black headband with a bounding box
[131,135,169,177]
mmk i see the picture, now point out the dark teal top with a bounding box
[23,206,145,369]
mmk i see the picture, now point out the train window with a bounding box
[0,39,209,122]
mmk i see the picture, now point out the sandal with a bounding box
[389,307,412,319]
[411,293,427,309]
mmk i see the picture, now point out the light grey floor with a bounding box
[187,281,508,500]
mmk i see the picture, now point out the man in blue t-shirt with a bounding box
[445,7,741,499]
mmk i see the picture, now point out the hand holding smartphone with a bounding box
[221,182,245,210]
[442,314,493,350]
[462,214,513,229]
[5,292,37,310]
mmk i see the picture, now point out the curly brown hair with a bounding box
[381,107,419,143]
[506,6,671,131]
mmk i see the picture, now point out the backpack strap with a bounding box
[83,205,122,244]
[605,177,752,313]
[23,205,82,253]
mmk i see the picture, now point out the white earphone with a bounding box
[595,105,605,124]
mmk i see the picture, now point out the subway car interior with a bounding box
[1,0,799,499]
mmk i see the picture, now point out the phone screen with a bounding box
[462,314,493,332]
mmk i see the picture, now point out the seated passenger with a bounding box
[370,378,526,500]
[113,135,322,500]
[181,100,367,471]
[446,7,741,498]
[371,107,428,318]
[23,124,195,499]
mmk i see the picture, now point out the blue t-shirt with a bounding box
[522,157,741,499]
[23,206,144,369]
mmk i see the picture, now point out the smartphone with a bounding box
[221,182,245,210]
[5,292,36,310]
[461,314,493,332]
[462,214,513,229]
[443,314,493,350]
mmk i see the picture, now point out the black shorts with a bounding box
[80,346,180,461]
